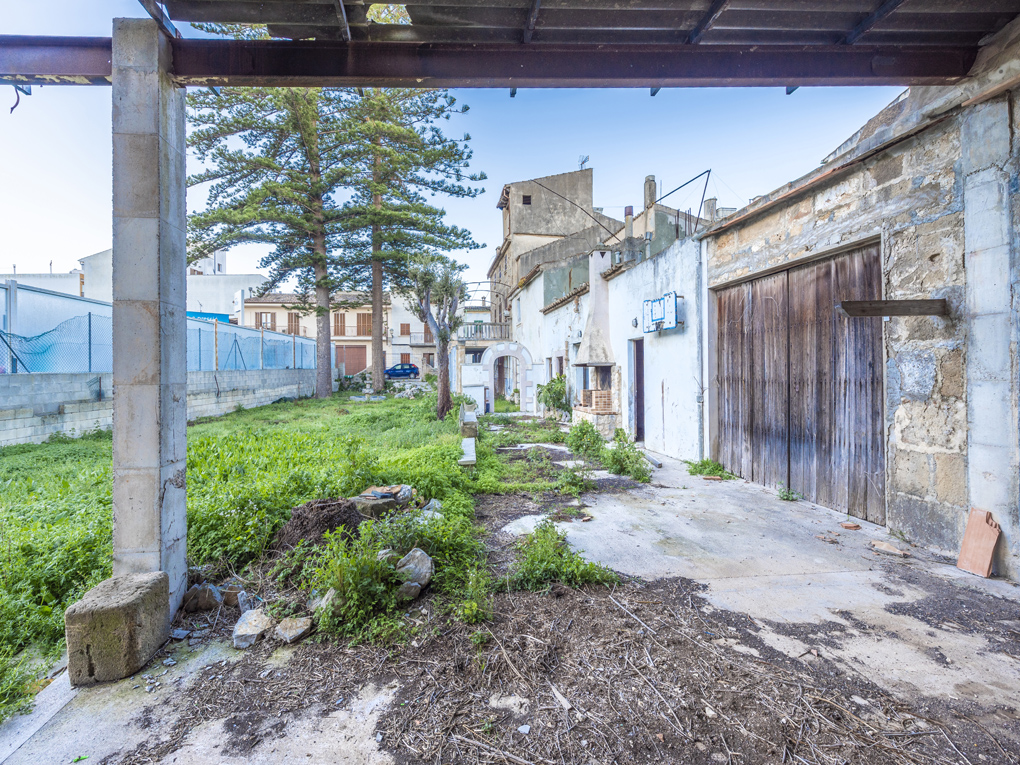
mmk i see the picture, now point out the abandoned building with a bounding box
[494,25,1020,580]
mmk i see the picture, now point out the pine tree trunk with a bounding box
[370,145,385,393]
[313,258,332,398]
[436,336,452,420]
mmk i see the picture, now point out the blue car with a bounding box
[385,363,419,379]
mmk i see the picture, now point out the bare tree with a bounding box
[405,256,467,420]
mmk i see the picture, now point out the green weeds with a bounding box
[505,520,618,591]
[684,458,736,479]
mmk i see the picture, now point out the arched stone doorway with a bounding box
[461,341,545,414]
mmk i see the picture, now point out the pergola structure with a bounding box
[1,0,1018,626]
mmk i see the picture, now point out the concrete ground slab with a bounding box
[504,452,1020,713]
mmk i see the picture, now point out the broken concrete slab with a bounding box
[64,572,170,687]
[232,608,274,649]
[274,616,312,644]
[182,583,223,612]
[458,436,477,467]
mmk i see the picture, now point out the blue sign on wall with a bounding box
[642,291,681,333]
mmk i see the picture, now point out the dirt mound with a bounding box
[272,498,363,551]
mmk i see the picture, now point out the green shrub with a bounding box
[310,524,405,642]
[506,520,618,591]
[556,465,594,497]
[684,458,736,479]
[603,429,652,482]
[455,563,493,625]
[0,648,34,724]
[537,375,570,416]
[566,420,604,463]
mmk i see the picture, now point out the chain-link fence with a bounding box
[3,312,317,374]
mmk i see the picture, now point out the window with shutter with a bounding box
[356,313,372,335]
[424,326,434,344]
[400,353,410,364]
[287,313,300,335]
[400,323,410,336]
[333,312,346,336]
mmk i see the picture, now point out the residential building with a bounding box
[238,291,437,375]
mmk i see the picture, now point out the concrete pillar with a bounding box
[111,18,188,611]
[961,97,1019,578]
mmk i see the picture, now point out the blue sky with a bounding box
[1,2,904,286]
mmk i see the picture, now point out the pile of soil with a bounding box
[271,498,363,551]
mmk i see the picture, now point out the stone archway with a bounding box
[462,341,545,414]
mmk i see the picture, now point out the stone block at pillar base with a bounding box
[65,572,169,687]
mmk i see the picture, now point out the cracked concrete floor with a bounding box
[505,452,1020,735]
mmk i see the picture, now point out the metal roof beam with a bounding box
[523,0,541,42]
[844,0,907,44]
[332,0,352,42]
[687,0,730,44]
[138,0,181,39]
[169,38,976,87]
[0,35,978,88]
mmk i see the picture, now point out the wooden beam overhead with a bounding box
[835,299,949,317]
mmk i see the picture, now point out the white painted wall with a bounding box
[606,238,703,460]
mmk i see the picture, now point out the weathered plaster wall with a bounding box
[608,238,702,460]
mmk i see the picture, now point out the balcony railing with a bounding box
[457,322,511,341]
[332,325,384,338]
[408,332,435,345]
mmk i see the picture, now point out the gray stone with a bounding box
[237,591,256,614]
[377,549,401,566]
[395,548,434,588]
[232,608,275,649]
[420,510,444,522]
[353,496,398,518]
[65,572,170,687]
[309,588,337,617]
[183,583,223,612]
[518,725,531,734]
[170,628,191,640]
[421,498,443,514]
[396,582,422,601]
[274,616,313,644]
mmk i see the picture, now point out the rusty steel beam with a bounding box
[0,34,977,88]
[0,36,112,85]
[169,38,976,87]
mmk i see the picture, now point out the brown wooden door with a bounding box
[716,244,884,522]
[336,345,367,374]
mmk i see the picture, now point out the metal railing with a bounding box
[457,322,511,341]
[408,331,435,346]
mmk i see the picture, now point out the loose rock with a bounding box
[396,582,422,601]
[274,616,313,644]
[396,548,434,588]
[233,608,275,649]
[237,591,256,614]
[183,583,223,612]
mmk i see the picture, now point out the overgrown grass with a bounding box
[492,395,519,413]
[0,393,625,720]
[504,520,618,591]
[683,458,736,479]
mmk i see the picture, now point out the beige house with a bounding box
[238,291,435,375]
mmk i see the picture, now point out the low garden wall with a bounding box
[0,369,319,446]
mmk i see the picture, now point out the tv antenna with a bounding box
[578,155,590,170]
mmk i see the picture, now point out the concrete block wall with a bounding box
[0,369,318,447]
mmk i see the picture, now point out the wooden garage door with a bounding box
[335,345,367,374]
[716,244,885,523]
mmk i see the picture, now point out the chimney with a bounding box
[625,205,634,238]
[704,197,717,222]
[644,175,656,209]
[574,248,615,369]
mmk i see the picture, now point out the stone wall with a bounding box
[0,368,318,447]
[701,88,1019,576]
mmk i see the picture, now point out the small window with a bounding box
[217,263,224,272]
[400,323,410,336]
[522,194,532,205]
